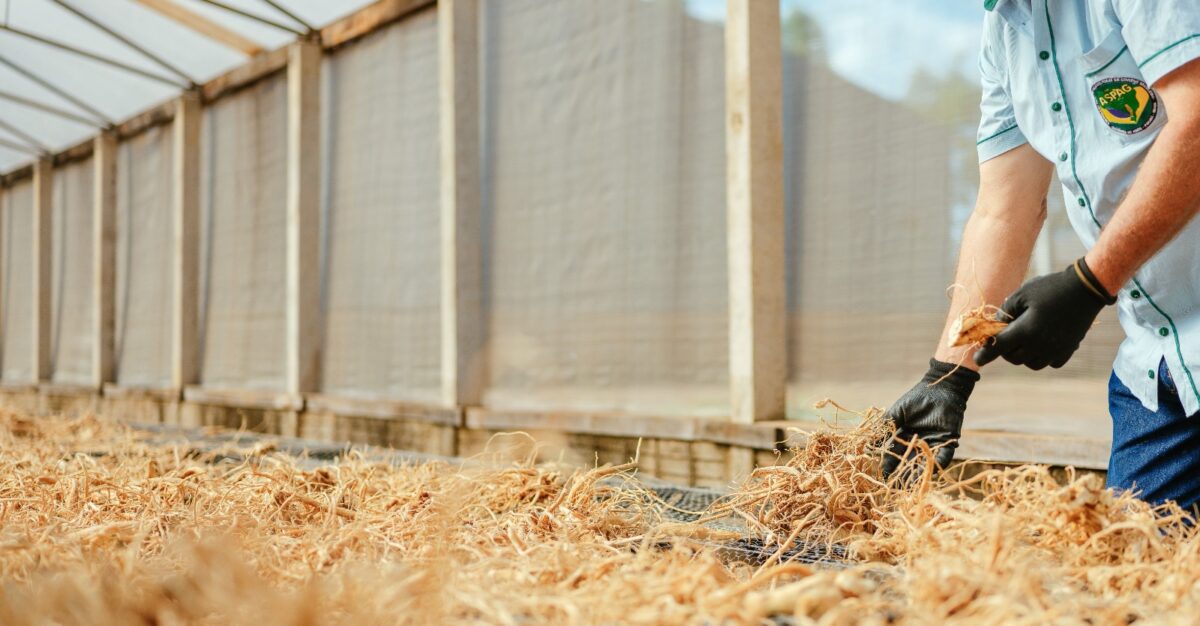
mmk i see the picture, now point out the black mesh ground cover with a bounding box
[126,422,852,569]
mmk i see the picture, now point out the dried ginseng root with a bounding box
[947,306,1008,348]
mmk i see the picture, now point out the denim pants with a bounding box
[1108,359,1200,510]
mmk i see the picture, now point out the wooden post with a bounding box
[31,158,53,382]
[92,132,117,387]
[439,0,483,408]
[725,0,785,425]
[172,93,200,390]
[285,40,321,396]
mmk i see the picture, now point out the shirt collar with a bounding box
[987,0,1034,38]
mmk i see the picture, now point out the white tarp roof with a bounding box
[0,0,376,172]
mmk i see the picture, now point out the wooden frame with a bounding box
[725,0,786,425]
[171,94,200,389]
[92,132,117,386]
[438,0,483,408]
[31,159,52,382]
[285,40,322,395]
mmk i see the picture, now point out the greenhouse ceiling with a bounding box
[0,0,376,172]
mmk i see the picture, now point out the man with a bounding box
[884,0,1200,510]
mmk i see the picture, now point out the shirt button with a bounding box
[1059,152,1069,162]
[1160,327,1170,337]
[1051,102,1062,111]
[1149,369,1157,380]
[1039,51,1050,60]
[1130,290,1141,299]
[1077,198,1086,207]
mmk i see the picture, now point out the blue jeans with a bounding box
[1108,359,1200,510]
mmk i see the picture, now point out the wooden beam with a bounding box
[321,0,435,50]
[171,94,200,389]
[200,45,288,103]
[439,0,483,407]
[725,0,785,424]
[285,40,322,395]
[134,0,263,57]
[31,158,52,382]
[92,132,117,386]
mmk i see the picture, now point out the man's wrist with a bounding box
[1081,252,1126,299]
[1074,256,1118,305]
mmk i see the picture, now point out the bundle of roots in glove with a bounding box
[1,411,1199,625]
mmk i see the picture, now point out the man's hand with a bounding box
[882,359,980,478]
[974,258,1114,370]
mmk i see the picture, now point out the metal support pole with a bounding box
[52,0,196,87]
[259,0,312,32]
[0,53,113,126]
[0,136,41,156]
[0,89,105,127]
[0,118,48,153]
[0,24,187,88]
[195,0,305,35]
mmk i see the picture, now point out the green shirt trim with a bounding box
[977,124,1019,145]
[1045,4,1200,403]
[1138,34,1200,69]
[1084,46,1128,77]
[984,0,999,10]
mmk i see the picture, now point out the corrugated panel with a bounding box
[198,75,288,390]
[320,9,441,401]
[50,159,94,385]
[115,125,174,388]
[1,182,33,383]
[480,0,727,415]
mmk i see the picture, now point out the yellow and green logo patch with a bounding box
[1092,77,1158,134]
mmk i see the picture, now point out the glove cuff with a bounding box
[1072,257,1117,305]
[923,358,980,396]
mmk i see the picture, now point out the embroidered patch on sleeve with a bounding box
[1092,77,1158,134]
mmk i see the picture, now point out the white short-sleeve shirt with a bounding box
[978,0,1200,414]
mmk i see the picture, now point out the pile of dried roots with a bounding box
[0,410,1197,625]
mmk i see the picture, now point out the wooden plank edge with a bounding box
[183,386,304,411]
[38,382,101,396]
[102,383,182,402]
[464,408,783,450]
[320,0,436,51]
[0,164,33,187]
[305,393,461,427]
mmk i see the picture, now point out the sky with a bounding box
[689,0,984,101]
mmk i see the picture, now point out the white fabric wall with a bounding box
[1,182,33,383]
[50,159,94,385]
[198,75,288,390]
[115,126,174,387]
[479,0,728,415]
[320,9,441,400]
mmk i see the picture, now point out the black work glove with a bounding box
[882,358,980,478]
[974,258,1116,370]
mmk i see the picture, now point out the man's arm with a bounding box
[936,144,1054,369]
[975,59,1200,370]
[1086,59,1200,293]
[881,144,1051,476]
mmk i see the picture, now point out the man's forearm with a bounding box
[1086,115,1200,293]
[934,201,1046,369]
[1086,62,1200,293]
[932,144,1053,369]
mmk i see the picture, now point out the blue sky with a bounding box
[688,0,984,101]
